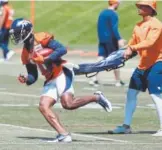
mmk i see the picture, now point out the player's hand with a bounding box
[63,62,79,69]
[31,52,44,64]
[18,74,27,84]
[118,39,127,48]
[124,47,133,59]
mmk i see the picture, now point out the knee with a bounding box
[62,102,72,110]
[61,99,73,110]
[39,105,46,114]
[39,101,49,114]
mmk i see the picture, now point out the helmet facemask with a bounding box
[10,24,33,45]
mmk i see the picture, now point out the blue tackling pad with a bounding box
[73,48,137,77]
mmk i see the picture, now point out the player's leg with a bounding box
[0,28,9,60]
[0,29,14,61]
[109,68,147,134]
[39,79,71,142]
[61,92,112,112]
[4,29,15,60]
[1,28,9,59]
[113,69,124,86]
[39,96,67,134]
[58,67,112,112]
[147,62,162,136]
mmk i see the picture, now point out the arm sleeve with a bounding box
[128,28,137,46]
[25,63,38,85]
[130,27,162,51]
[111,13,121,40]
[44,40,67,64]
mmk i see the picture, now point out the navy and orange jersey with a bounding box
[0,4,14,29]
[21,32,67,85]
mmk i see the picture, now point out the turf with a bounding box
[0,53,161,150]
[10,1,162,45]
[0,1,162,149]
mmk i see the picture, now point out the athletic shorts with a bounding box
[129,61,162,94]
[98,40,118,58]
[41,67,74,101]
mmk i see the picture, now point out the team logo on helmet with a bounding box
[9,18,33,44]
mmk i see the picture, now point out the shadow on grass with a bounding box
[75,130,156,135]
[17,136,96,142]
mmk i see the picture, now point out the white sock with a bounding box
[150,94,162,129]
[124,89,139,126]
[92,76,98,82]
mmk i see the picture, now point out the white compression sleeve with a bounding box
[150,94,162,129]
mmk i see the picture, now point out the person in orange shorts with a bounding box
[110,0,162,136]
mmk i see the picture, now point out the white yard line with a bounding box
[0,88,6,91]
[0,103,122,109]
[0,91,39,98]
[0,103,154,109]
[0,91,155,109]
[0,123,128,143]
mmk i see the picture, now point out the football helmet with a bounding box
[9,18,33,44]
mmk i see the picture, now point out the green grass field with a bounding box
[0,53,162,150]
[10,1,162,45]
[1,1,162,150]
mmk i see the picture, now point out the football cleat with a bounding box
[47,134,72,143]
[94,91,112,112]
[108,125,132,134]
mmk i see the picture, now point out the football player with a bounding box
[9,18,112,142]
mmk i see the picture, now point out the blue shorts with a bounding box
[0,28,9,43]
[98,41,118,58]
[129,61,162,94]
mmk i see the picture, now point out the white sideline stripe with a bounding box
[0,103,121,109]
[0,123,128,143]
[0,104,30,107]
[0,91,155,109]
[0,91,149,99]
[0,103,155,109]
[0,92,39,98]
[72,133,128,143]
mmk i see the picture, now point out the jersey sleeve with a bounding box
[44,39,67,64]
[111,12,121,40]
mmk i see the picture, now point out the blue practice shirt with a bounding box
[97,9,121,43]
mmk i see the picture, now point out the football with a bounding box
[33,48,53,59]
